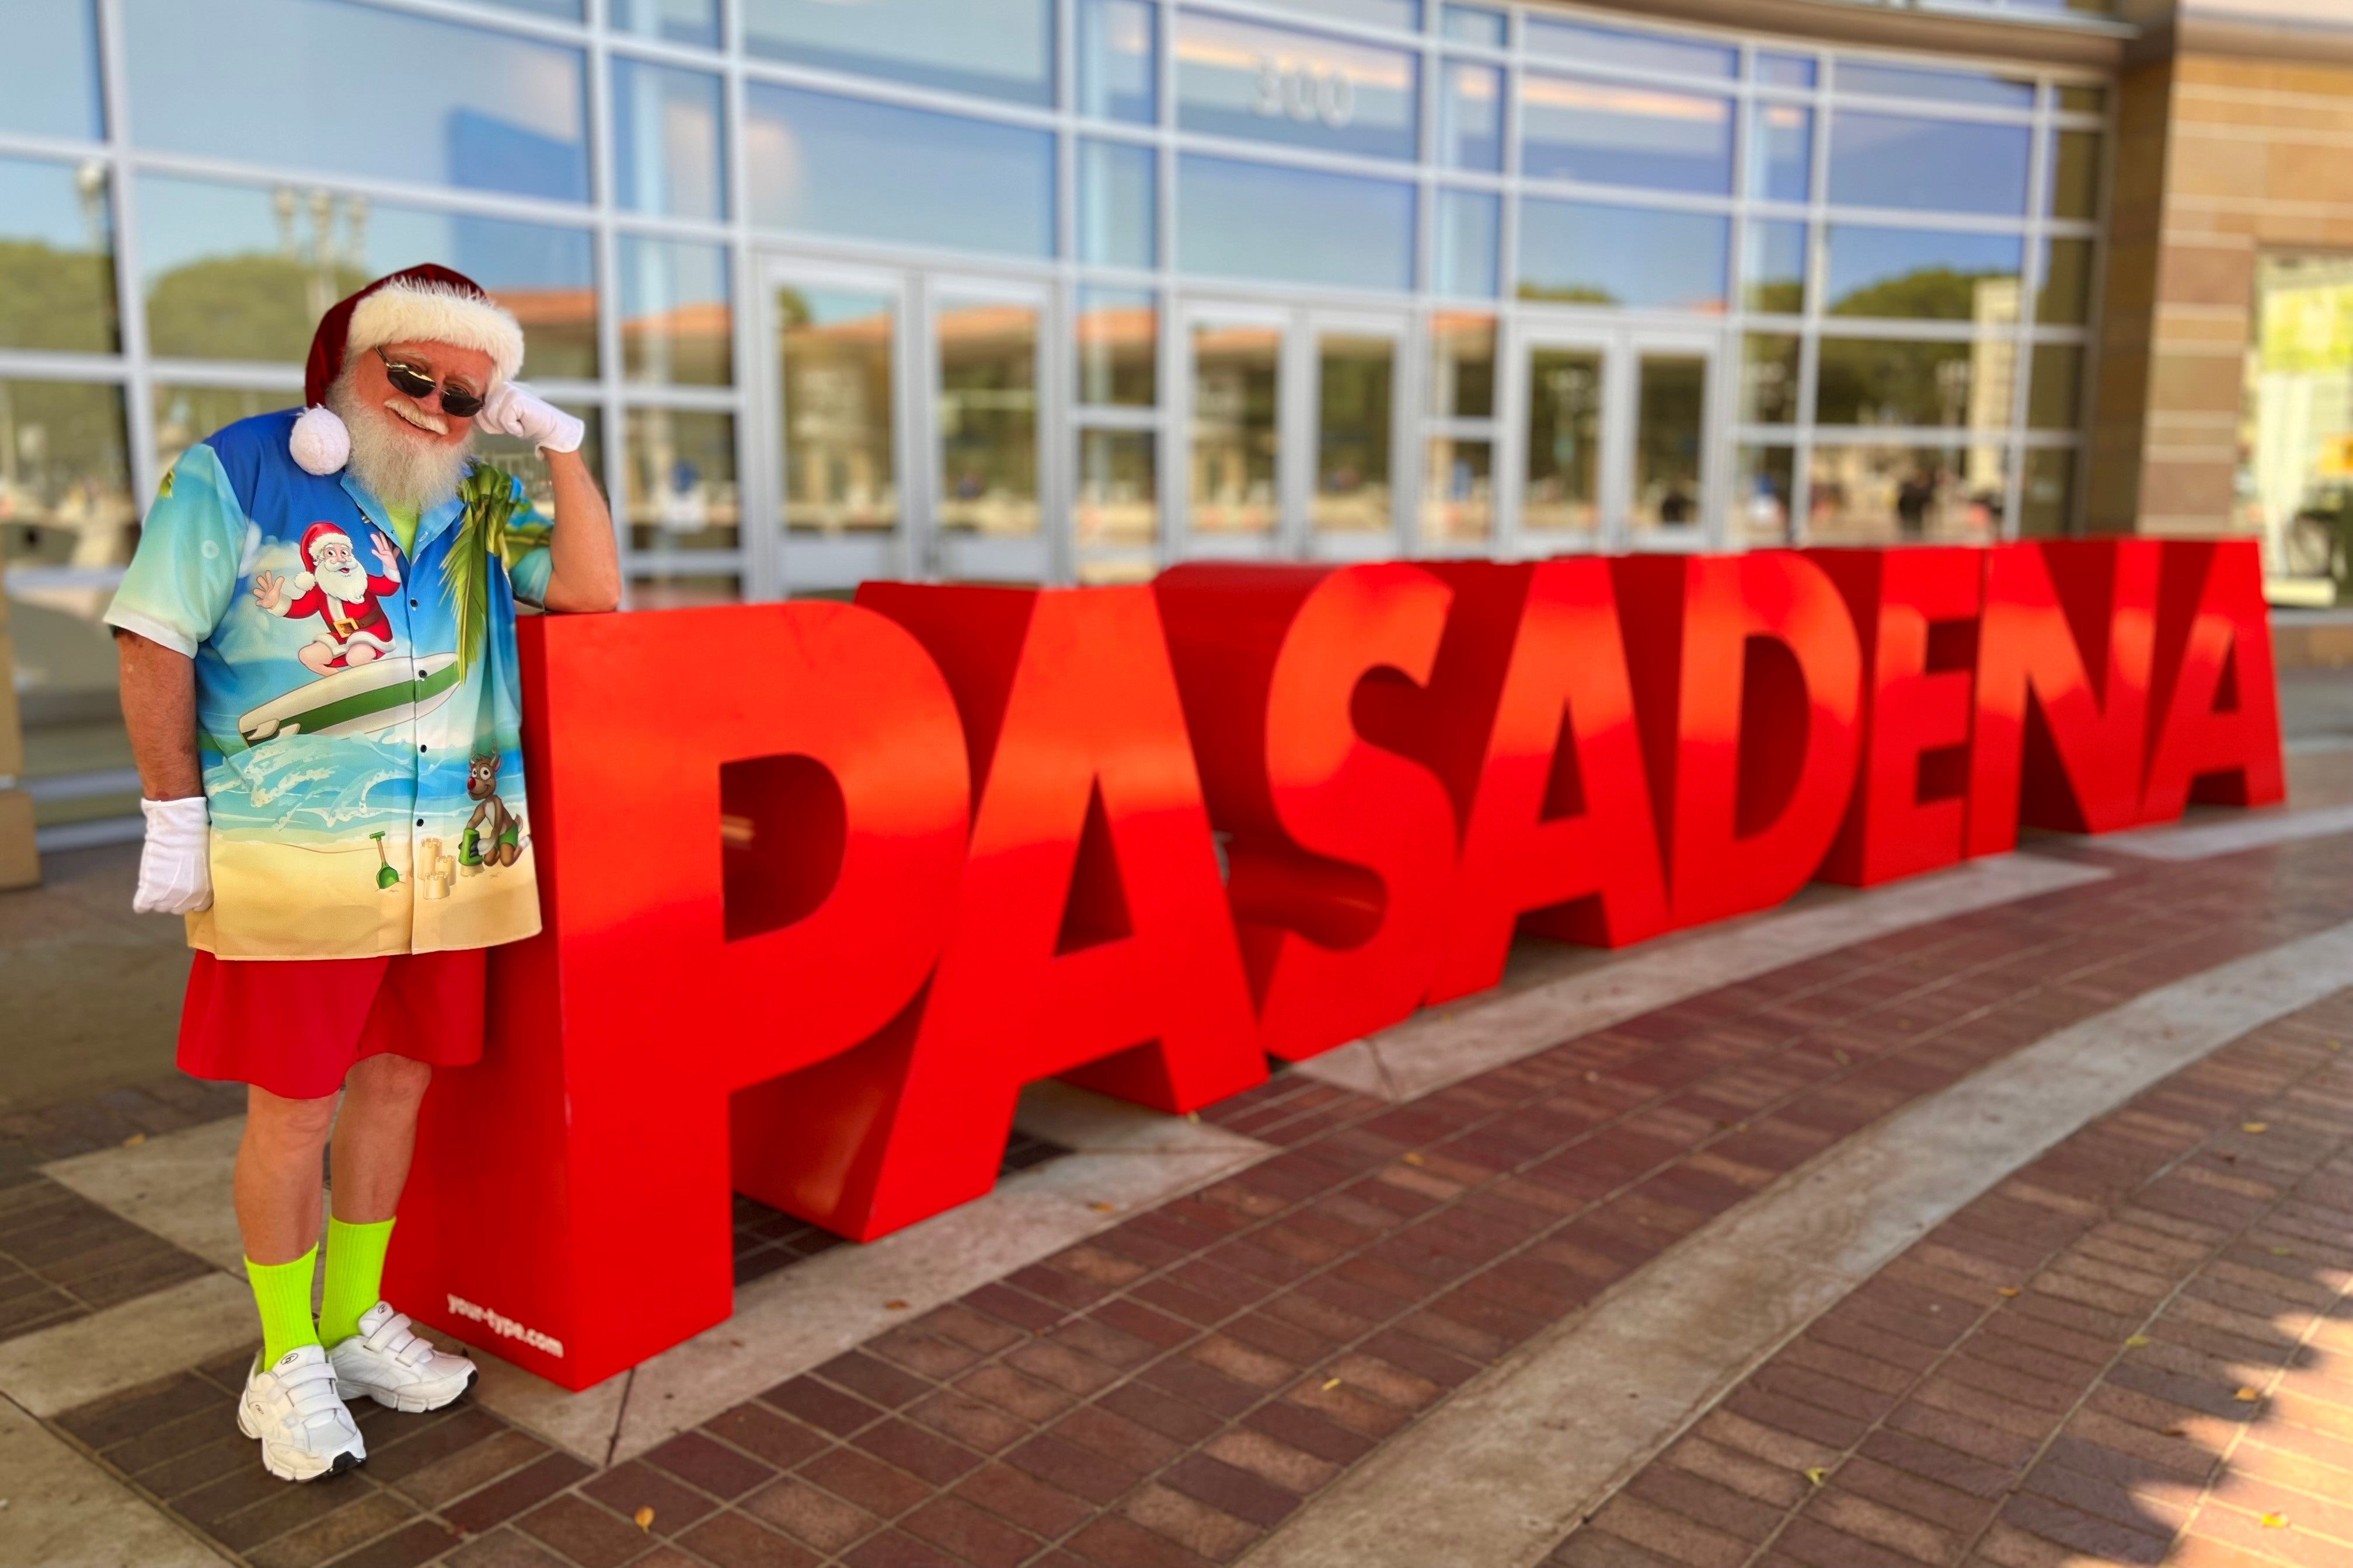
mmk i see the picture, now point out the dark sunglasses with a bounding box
[375,347,486,418]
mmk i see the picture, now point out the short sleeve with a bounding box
[506,475,555,609]
[104,443,244,657]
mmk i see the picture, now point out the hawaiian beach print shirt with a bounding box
[106,409,553,960]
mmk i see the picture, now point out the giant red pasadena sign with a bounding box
[389,540,2280,1388]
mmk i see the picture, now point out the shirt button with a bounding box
[419,744,428,753]
[416,818,425,826]
[410,599,418,608]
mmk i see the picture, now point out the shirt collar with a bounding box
[339,471,468,558]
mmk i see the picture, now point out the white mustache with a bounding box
[382,397,449,436]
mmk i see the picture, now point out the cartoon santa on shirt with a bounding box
[254,523,403,673]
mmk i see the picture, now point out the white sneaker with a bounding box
[329,1301,477,1414]
[238,1345,366,1482]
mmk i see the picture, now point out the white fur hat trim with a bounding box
[289,403,351,476]
[347,279,525,386]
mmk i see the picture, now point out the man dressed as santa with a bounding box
[254,522,405,672]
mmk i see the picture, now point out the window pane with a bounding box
[2020,448,2075,536]
[0,379,135,568]
[612,58,727,221]
[777,285,897,534]
[1191,320,1281,536]
[748,83,1056,259]
[1440,62,1504,172]
[1315,333,1394,536]
[1737,445,1796,544]
[631,574,741,609]
[1815,337,2012,429]
[621,236,730,386]
[1079,0,1156,125]
[1435,188,1500,300]
[1807,443,2006,543]
[2048,130,2102,221]
[1424,437,1492,543]
[1825,226,2024,320]
[1524,345,1602,533]
[1263,0,1419,31]
[743,0,1052,107]
[626,408,738,551]
[2029,344,2083,431]
[1828,113,2031,216]
[1178,156,1414,293]
[1741,333,1800,425]
[1749,102,1811,204]
[475,404,604,523]
[2057,84,2106,115]
[937,298,1040,538]
[1078,429,1156,550]
[1518,200,1728,312]
[0,157,117,354]
[1442,5,1505,47]
[1430,313,1495,420]
[1745,219,1806,314]
[476,0,580,18]
[612,0,722,48]
[125,0,589,202]
[138,174,597,376]
[1758,53,1816,90]
[1632,352,1706,531]
[1525,18,1735,79]
[1078,286,1156,407]
[1,0,102,139]
[1522,75,1733,195]
[1079,140,1155,270]
[1174,12,1419,163]
[2038,237,2095,326]
[1833,60,2034,111]
[155,385,285,474]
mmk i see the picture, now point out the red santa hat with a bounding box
[297,521,350,575]
[287,263,525,477]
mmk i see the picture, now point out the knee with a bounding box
[246,1087,338,1154]
[350,1052,433,1109]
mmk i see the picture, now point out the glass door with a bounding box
[1182,304,1286,556]
[765,259,910,593]
[1305,313,1407,559]
[1626,331,1717,544]
[1514,326,1610,549]
[1508,323,1722,551]
[932,277,1054,584]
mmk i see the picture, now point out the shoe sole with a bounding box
[336,1366,477,1415]
[238,1399,365,1482]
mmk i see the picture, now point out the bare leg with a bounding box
[299,642,339,674]
[234,1086,338,1265]
[329,1054,433,1223]
[344,644,381,667]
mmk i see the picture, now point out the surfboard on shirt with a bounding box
[235,652,462,746]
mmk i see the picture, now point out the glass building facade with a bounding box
[0,0,2113,834]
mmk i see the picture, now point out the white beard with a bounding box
[328,368,471,511]
[312,555,371,602]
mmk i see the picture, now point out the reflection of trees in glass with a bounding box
[1516,284,1616,306]
[1815,337,1978,428]
[778,286,898,533]
[1829,266,2000,322]
[145,254,370,362]
[0,380,135,566]
[0,242,117,353]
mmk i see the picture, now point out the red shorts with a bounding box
[177,949,488,1101]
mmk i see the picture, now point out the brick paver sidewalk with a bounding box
[19,834,2353,1568]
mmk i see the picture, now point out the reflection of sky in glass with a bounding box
[1523,75,1732,195]
[1749,102,1811,204]
[744,0,1053,107]
[1519,198,1727,311]
[1758,53,1817,89]
[612,0,721,48]
[0,156,110,250]
[622,236,730,386]
[1826,226,2023,317]
[1,0,102,139]
[1828,113,2030,216]
[1442,5,1506,46]
[1262,0,1420,31]
[612,58,727,220]
[1525,17,1736,79]
[1744,219,1806,313]
[1176,12,1419,163]
[1441,62,1504,173]
[1178,155,1413,292]
[124,0,587,202]
[1435,189,1500,299]
[1079,0,1156,124]
[747,83,1055,259]
[1834,59,2034,111]
[1080,141,1156,270]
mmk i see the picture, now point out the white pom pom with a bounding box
[294,573,316,592]
[288,405,350,476]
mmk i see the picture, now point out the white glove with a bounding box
[475,381,584,455]
[135,795,213,915]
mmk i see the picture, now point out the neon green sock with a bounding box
[319,1216,396,1347]
[245,1249,321,1366]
